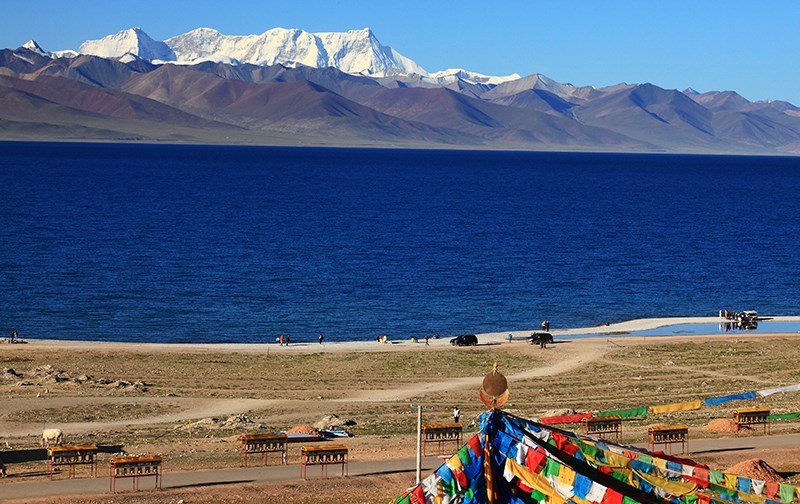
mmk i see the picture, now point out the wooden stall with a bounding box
[422,423,463,456]
[47,444,97,480]
[733,407,770,434]
[299,444,348,480]
[581,416,622,441]
[647,424,688,454]
[109,455,162,493]
[239,433,288,467]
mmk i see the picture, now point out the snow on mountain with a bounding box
[78,27,175,62]
[313,28,427,76]
[52,50,78,59]
[165,27,426,77]
[69,26,519,84]
[166,27,325,68]
[181,52,242,66]
[427,68,521,86]
[118,53,140,64]
[22,39,45,54]
[484,73,593,101]
[17,39,77,59]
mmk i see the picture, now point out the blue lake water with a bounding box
[2,142,800,343]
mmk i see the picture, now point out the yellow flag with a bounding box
[649,400,702,414]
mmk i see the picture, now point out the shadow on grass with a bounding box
[168,479,255,489]
[690,447,755,455]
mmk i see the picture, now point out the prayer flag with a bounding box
[649,400,703,414]
[702,391,757,406]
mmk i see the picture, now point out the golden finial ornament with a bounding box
[480,361,509,409]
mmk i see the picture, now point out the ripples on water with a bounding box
[1,142,799,343]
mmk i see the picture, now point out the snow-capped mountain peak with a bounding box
[67,26,521,84]
[22,39,45,54]
[17,39,77,59]
[78,27,175,62]
[164,26,426,76]
[427,68,522,86]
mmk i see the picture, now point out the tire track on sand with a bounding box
[338,341,612,402]
[0,398,281,438]
[1,342,610,437]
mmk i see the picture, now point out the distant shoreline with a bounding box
[8,315,800,353]
[3,138,795,157]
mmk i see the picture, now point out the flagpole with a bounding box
[416,404,422,484]
[410,404,432,484]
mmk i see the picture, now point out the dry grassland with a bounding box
[3,335,800,503]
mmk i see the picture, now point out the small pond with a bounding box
[565,321,800,339]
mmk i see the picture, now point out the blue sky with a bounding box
[4,0,799,104]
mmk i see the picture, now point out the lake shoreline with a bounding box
[7,315,800,353]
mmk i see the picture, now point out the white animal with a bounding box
[40,428,63,447]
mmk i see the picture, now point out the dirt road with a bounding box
[4,432,800,502]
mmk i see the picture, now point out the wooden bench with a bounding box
[422,423,463,456]
[300,445,348,479]
[733,407,770,434]
[239,433,287,467]
[647,425,688,454]
[109,455,162,493]
[582,416,622,441]
[48,444,97,480]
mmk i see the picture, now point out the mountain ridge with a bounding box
[2,27,800,154]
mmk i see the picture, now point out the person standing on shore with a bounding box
[319,332,324,344]
[425,334,429,346]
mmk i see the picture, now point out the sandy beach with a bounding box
[3,316,800,503]
[14,315,800,353]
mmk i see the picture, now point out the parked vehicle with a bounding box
[450,334,478,346]
[527,332,553,345]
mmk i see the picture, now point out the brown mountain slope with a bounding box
[0,48,53,76]
[361,87,645,148]
[572,83,728,150]
[0,84,160,141]
[0,74,228,127]
[484,88,577,116]
[0,77,254,143]
[34,54,155,88]
[690,90,752,112]
[188,61,387,103]
[711,110,800,150]
[119,64,466,143]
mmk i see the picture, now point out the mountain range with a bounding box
[2,26,799,154]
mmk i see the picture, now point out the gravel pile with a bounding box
[725,459,783,481]
[287,425,319,435]
[702,418,737,432]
